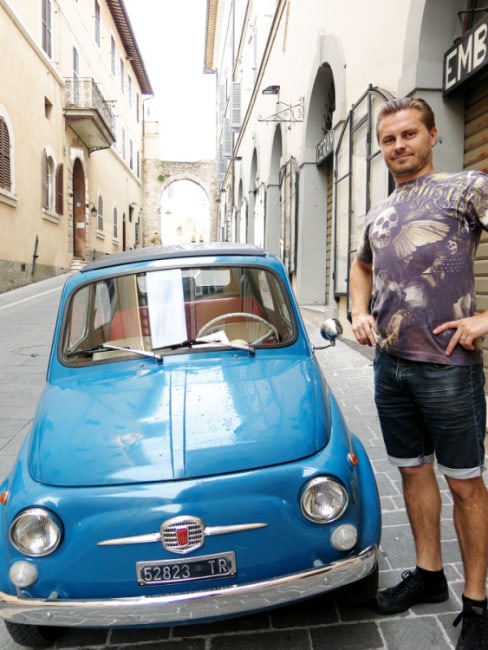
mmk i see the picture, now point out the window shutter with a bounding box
[223,118,232,158]
[97,195,104,231]
[55,164,63,215]
[42,0,52,57]
[42,151,49,209]
[231,82,241,131]
[218,143,226,180]
[0,118,11,190]
[219,83,226,116]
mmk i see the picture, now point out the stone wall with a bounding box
[0,260,67,294]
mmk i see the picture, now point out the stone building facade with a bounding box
[0,0,152,293]
[205,0,488,378]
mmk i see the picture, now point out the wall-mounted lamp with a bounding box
[262,85,280,95]
[87,202,98,218]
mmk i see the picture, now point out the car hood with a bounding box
[29,355,329,487]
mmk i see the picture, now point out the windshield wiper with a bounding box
[153,337,255,356]
[227,341,256,356]
[153,338,222,351]
[66,343,163,363]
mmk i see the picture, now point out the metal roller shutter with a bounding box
[325,161,333,304]
[464,71,488,375]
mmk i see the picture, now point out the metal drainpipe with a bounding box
[31,235,39,276]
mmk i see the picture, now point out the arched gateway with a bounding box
[142,159,218,246]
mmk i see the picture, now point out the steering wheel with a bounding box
[197,312,279,345]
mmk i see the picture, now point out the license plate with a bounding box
[136,551,236,586]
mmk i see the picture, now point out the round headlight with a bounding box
[9,508,62,557]
[301,476,349,523]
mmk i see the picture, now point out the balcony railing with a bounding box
[64,78,115,152]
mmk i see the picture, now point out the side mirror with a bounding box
[316,318,343,349]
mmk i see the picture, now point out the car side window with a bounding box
[65,285,90,351]
[94,281,112,330]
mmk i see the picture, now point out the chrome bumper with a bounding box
[0,545,377,628]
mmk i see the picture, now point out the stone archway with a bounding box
[142,159,218,246]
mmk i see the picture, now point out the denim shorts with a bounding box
[374,347,486,478]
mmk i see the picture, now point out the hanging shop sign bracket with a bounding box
[258,97,304,123]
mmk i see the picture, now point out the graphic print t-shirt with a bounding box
[357,171,488,364]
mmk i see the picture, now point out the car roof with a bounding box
[81,243,267,273]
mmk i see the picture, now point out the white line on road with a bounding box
[0,286,62,311]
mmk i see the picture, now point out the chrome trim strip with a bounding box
[98,532,162,546]
[0,545,377,628]
[205,523,268,535]
[97,522,268,546]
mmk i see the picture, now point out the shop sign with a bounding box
[444,15,488,94]
[316,130,334,165]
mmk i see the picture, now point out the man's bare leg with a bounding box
[375,462,448,614]
[446,475,488,601]
[400,463,443,570]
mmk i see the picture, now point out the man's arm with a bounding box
[349,257,377,347]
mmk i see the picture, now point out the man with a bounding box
[349,96,488,649]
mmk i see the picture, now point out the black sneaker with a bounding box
[375,568,449,614]
[454,603,488,649]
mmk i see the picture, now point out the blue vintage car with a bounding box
[0,243,380,647]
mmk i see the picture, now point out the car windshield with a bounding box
[61,264,297,365]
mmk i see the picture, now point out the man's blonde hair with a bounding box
[376,97,436,138]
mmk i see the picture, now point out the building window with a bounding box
[94,1,101,47]
[136,93,140,122]
[72,46,80,104]
[44,96,53,119]
[111,114,117,150]
[42,149,55,211]
[97,195,104,231]
[110,36,116,76]
[128,75,132,107]
[119,58,124,93]
[73,47,79,78]
[55,164,63,215]
[129,139,133,170]
[113,206,118,239]
[42,0,52,57]
[0,117,12,191]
